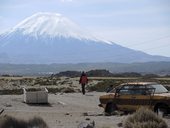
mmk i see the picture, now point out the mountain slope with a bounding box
[0,12,170,64]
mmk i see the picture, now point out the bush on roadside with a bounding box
[124,107,167,128]
[46,87,61,93]
[0,89,23,95]
[86,80,122,92]
[0,115,48,128]
[61,87,76,93]
[46,87,76,93]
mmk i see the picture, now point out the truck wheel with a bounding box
[105,102,116,116]
[156,106,167,117]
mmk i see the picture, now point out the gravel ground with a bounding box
[0,92,170,128]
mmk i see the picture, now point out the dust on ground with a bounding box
[0,92,127,128]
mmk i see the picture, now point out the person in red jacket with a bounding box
[79,71,88,95]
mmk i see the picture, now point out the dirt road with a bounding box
[0,92,170,128]
[0,92,127,128]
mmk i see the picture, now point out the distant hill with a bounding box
[52,70,142,77]
[0,62,170,76]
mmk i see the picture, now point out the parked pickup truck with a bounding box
[99,82,170,116]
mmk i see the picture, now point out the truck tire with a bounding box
[105,102,116,116]
[156,105,167,117]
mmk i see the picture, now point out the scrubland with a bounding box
[0,76,170,128]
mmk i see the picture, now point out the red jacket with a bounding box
[79,75,88,84]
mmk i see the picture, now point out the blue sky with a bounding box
[0,0,170,57]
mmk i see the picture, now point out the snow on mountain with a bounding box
[0,12,170,64]
[8,12,110,44]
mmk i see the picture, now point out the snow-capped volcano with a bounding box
[0,12,170,64]
[9,12,106,42]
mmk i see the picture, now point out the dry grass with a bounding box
[60,87,76,93]
[0,89,23,95]
[0,76,170,94]
[124,107,168,128]
[0,115,48,128]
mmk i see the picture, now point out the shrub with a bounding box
[124,107,167,128]
[0,115,27,128]
[0,89,23,95]
[46,87,61,93]
[0,115,48,128]
[46,87,76,93]
[86,80,122,92]
[61,87,76,93]
[28,117,48,128]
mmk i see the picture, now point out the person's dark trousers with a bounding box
[81,84,85,95]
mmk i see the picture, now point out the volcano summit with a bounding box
[0,12,169,64]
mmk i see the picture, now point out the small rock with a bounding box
[78,121,95,128]
[82,112,88,116]
[57,101,66,106]
[5,103,12,107]
[56,120,61,123]
[65,112,70,115]
[117,122,123,127]
[85,118,90,121]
